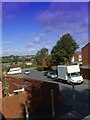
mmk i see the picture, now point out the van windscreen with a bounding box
[71,72,80,77]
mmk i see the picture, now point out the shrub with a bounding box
[37,66,44,71]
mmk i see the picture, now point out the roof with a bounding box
[82,42,90,50]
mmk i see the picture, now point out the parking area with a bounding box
[12,68,56,81]
[10,68,90,118]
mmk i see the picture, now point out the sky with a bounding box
[2,2,88,56]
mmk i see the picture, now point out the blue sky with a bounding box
[2,2,88,56]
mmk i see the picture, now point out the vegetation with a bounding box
[51,33,79,65]
[2,55,35,74]
[2,33,79,72]
[34,47,48,65]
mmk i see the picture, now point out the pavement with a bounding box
[83,79,90,85]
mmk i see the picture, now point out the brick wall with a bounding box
[80,68,90,80]
[82,42,90,66]
[2,77,60,119]
[42,56,47,67]
[2,92,27,119]
[74,52,79,62]
[81,42,90,80]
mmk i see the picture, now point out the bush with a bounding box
[37,66,44,71]
[43,66,51,71]
[37,66,51,71]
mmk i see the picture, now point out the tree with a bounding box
[51,33,79,65]
[35,47,48,65]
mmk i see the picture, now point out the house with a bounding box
[81,42,90,79]
[71,52,82,65]
[42,56,48,67]
[82,42,90,66]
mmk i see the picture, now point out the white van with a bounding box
[7,67,22,75]
[57,65,83,84]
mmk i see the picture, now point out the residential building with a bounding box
[71,52,82,65]
[42,56,47,67]
[82,42,90,66]
[81,42,90,79]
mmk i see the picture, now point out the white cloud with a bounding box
[2,47,37,56]
[36,2,88,50]
[2,41,12,45]
[33,33,48,43]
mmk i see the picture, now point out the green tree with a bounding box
[51,33,79,65]
[35,47,48,65]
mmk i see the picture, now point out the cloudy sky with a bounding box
[2,2,88,56]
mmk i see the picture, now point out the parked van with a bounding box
[7,67,22,75]
[57,65,83,84]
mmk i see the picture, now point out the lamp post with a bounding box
[71,83,75,111]
[25,98,29,120]
[51,89,55,118]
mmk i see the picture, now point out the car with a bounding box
[47,72,57,79]
[24,70,30,75]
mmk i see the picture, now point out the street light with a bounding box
[72,83,75,111]
[51,89,55,118]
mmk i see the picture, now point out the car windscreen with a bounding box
[50,72,56,75]
[71,72,81,77]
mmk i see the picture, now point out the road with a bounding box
[59,80,89,118]
[11,68,90,119]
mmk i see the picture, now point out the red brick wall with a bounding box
[74,52,79,62]
[80,68,90,80]
[2,92,27,118]
[2,77,60,119]
[82,42,90,66]
[42,56,47,67]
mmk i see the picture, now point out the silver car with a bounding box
[47,72,57,79]
[24,70,30,75]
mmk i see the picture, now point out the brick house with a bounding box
[82,42,90,66]
[71,52,82,65]
[42,56,48,67]
[81,42,90,79]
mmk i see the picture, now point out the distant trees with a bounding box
[2,33,79,68]
[2,55,19,63]
[34,47,48,65]
[51,33,79,65]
